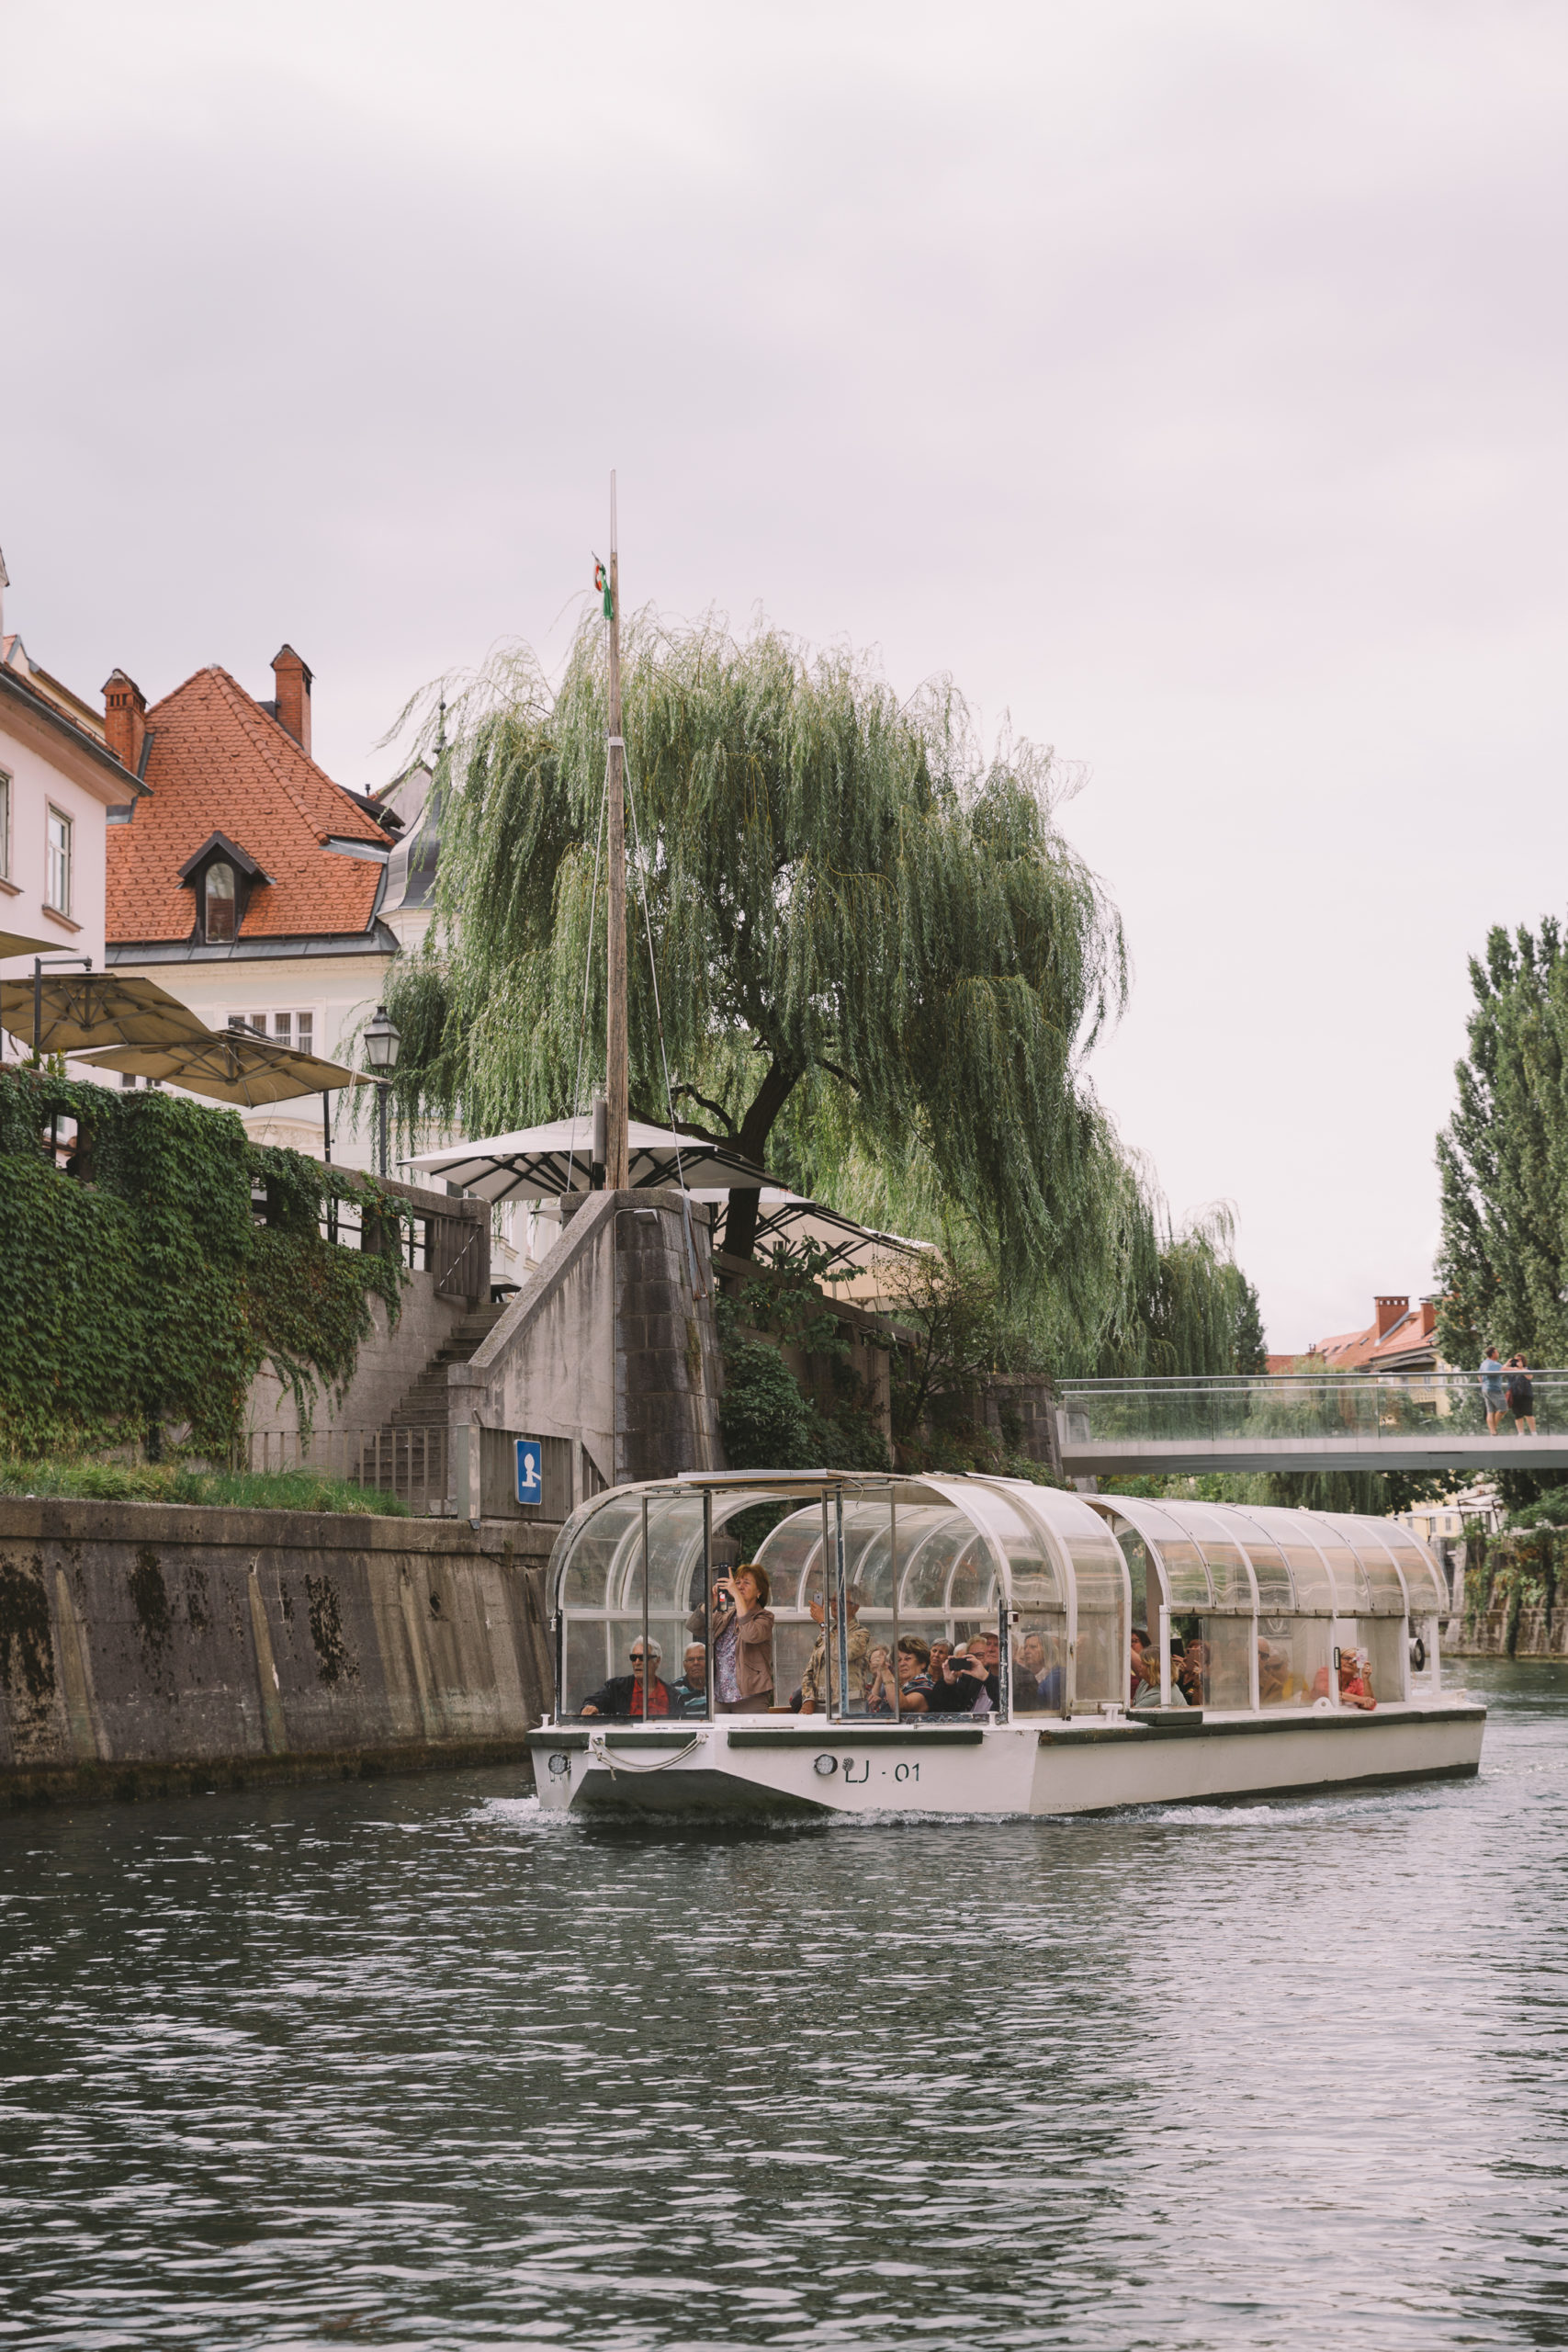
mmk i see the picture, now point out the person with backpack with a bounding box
[1506,1354,1537,1435]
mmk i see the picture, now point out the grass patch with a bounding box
[0,1459,412,1517]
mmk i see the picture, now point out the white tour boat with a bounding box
[528,1471,1484,1817]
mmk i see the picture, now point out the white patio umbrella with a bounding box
[404,1115,775,1204]
[704,1190,930,1274]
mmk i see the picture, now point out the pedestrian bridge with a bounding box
[1055,1371,1568,1478]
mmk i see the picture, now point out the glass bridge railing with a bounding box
[1055,1371,1568,1448]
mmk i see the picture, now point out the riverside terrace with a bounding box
[1055,1370,1568,1479]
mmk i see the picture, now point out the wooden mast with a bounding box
[604,471,630,1190]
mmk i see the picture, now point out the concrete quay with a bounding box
[0,1496,558,1808]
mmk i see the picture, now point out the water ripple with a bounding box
[1,1660,1564,2348]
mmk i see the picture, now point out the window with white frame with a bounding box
[227,1009,315,1053]
[0,772,10,880]
[46,806,73,914]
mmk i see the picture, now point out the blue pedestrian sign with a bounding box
[514,1438,544,1506]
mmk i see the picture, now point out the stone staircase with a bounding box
[349,1303,509,1511]
[386,1302,508,1430]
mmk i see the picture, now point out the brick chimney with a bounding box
[271,644,312,756]
[1373,1294,1409,1337]
[102,670,147,775]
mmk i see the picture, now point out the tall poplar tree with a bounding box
[1435,917,1568,1370]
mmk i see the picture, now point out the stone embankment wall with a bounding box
[0,1497,557,1808]
[1441,1527,1568,1660]
[1448,1605,1568,1659]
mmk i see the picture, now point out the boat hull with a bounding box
[528,1702,1485,1819]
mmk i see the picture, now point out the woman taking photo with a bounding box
[688,1563,775,1713]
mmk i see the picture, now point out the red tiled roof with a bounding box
[107,665,390,943]
[1308,1301,1438,1371]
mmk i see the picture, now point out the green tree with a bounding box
[1436,916,1568,1372]
[1096,1204,1265,1377]
[385,615,1138,1340]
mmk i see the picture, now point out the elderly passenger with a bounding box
[671,1643,709,1716]
[580,1639,672,1719]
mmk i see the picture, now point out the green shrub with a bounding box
[719,1340,818,1468]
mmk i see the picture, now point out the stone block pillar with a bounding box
[613,1188,723,1485]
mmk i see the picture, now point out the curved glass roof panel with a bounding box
[1293,1512,1373,1613]
[750,1508,824,1609]
[1319,1513,1408,1615]
[1089,1497,1433,1621]
[1228,1506,1338,1612]
[1377,1522,1448,1613]
[1167,1501,1258,1611]
[1089,1496,1213,1609]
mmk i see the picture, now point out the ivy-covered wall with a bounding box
[1457,1526,1567,1657]
[0,1069,407,1457]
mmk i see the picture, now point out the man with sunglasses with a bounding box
[579,1638,673,1718]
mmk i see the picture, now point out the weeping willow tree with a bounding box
[386,609,1258,1368]
[1098,1202,1269,1378]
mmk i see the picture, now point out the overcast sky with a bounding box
[5,0,1565,1350]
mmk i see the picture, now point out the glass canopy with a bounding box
[547,1475,1443,1724]
[1086,1494,1447,1711]
[547,1472,1129,1724]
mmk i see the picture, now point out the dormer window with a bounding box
[204,861,237,942]
[177,829,270,945]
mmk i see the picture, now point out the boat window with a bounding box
[1113,1526,1152,1628]
[1377,1524,1447,1616]
[1067,1528,1129,1713]
[558,1490,709,1718]
[1193,1617,1254,1710]
[1234,1532,1292,1614]
[899,1522,986,1611]
[1257,1617,1334,1706]
[1351,1619,1406,1704]
[1010,1618,1068,1713]
[1122,1500,1212,1610]
[1323,1514,1408,1615]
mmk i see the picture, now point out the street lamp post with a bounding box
[363,1004,401,1178]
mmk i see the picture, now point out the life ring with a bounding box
[1409,1634,1427,1672]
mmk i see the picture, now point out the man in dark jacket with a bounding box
[580,1638,673,1718]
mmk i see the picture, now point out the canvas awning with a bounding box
[76,1031,368,1108]
[0,971,214,1056]
[404,1115,775,1203]
[0,927,55,963]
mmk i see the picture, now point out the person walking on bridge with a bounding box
[1480,1345,1506,1435]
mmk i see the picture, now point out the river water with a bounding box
[2,1659,1565,2351]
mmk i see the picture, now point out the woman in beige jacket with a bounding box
[688,1563,775,1713]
